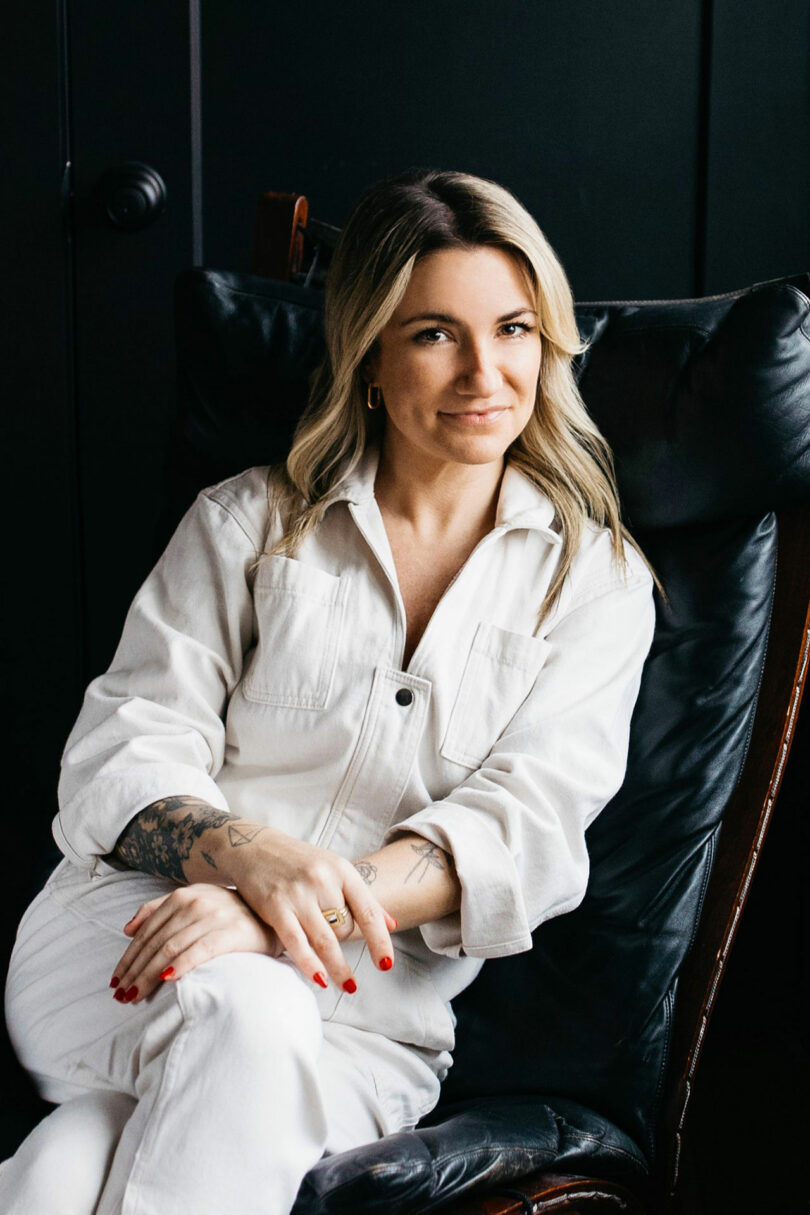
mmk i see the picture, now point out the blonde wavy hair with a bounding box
[270,169,652,621]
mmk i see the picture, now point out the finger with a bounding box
[112,891,207,990]
[122,894,170,937]
[150,929,235,988]
[115,899,281,1004]
[273,909,353,994]
[299,905,359,992]
[116,888,240,997]
[342,870,394,972]
[114,919,212,1004]
[327,905,397,938]
[143,924,276,991]
[327,905,355,943]
[112,901,179,988]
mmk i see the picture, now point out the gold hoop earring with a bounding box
[367,385,382,411]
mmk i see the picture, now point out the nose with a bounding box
[456,339,502,399]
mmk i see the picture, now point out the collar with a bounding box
[331,446,562,544]
[494,463,561,541]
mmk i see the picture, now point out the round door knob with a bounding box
[99,162,167,231]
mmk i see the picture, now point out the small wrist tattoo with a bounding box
[354,860,377,886]
[227,823,265,848]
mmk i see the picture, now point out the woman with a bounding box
[2,169,655,1214]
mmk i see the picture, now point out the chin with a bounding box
[439,437,514,466]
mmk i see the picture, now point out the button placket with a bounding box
[317,668,431,857]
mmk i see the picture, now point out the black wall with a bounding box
[3,2,808,1207]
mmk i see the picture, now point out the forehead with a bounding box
[395,246,535,315]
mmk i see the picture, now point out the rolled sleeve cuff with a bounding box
[385,801,536,960]
[53,764,231,875]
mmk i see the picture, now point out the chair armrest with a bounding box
[438,1172,648,1213]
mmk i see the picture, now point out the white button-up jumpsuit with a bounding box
[3,450,655,1214]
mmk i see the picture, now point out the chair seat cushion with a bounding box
[291,1095,648,1214]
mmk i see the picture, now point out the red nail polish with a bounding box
[379,956,393,971]
[391,919,399,930]
[109,975,120,989]
[123,986,138,1003]
[160,967,175,981]
[342,978,357,994]
[114,988,127,1002]
[313,972,328,989]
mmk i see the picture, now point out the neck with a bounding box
[374,445,505,540]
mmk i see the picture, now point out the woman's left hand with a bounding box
[110,884,282,1004]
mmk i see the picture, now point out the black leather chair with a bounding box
[172,261,810,1214]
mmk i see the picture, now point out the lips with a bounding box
[439,407,508,424]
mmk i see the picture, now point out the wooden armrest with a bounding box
[250,191,308,281]
[437,1173,648,1214]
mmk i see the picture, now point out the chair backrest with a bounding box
[173,265,810,1204]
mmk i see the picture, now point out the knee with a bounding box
[179,954,322,1056]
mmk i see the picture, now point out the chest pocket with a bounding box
[242,556,349,710]
[441,621,551,769]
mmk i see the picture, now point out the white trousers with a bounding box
[2,864,447,1215]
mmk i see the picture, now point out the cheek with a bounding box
[516,353,541,400]
[382,354,446,409]
[522,345,541,391]
[526,340,544,375]
[516,353,541,417]
[390,351,441,386]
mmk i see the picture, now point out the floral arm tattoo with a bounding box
[112,795,251,883]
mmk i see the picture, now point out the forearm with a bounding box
[113,795,397,990]
[112,795,270,885]
[113,802,459,941]
[349,833,461,938]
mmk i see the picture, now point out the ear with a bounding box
[360,341,380,384]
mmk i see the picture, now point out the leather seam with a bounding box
[783,284,810,340]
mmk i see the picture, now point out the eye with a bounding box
[500,321,534,338]
[414,327,450,345]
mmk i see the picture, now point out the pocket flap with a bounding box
[244,556,348,709]
[441,622,551,769]
[254,554,343,603]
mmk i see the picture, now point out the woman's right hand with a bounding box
[225,826,396,993]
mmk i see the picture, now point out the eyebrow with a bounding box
[399,307,537,327]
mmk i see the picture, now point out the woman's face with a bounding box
[367,245,542,476]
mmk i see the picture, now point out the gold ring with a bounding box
[322,906,350,928]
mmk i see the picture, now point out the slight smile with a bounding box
[438,407,509,425]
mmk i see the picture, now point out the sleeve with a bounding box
[385,552,656,959]
[53,489,260,873]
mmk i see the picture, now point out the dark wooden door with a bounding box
[68,1,200,673]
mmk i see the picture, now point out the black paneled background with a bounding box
[3,2,808,1209]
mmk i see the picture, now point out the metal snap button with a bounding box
[395,687,414,706]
